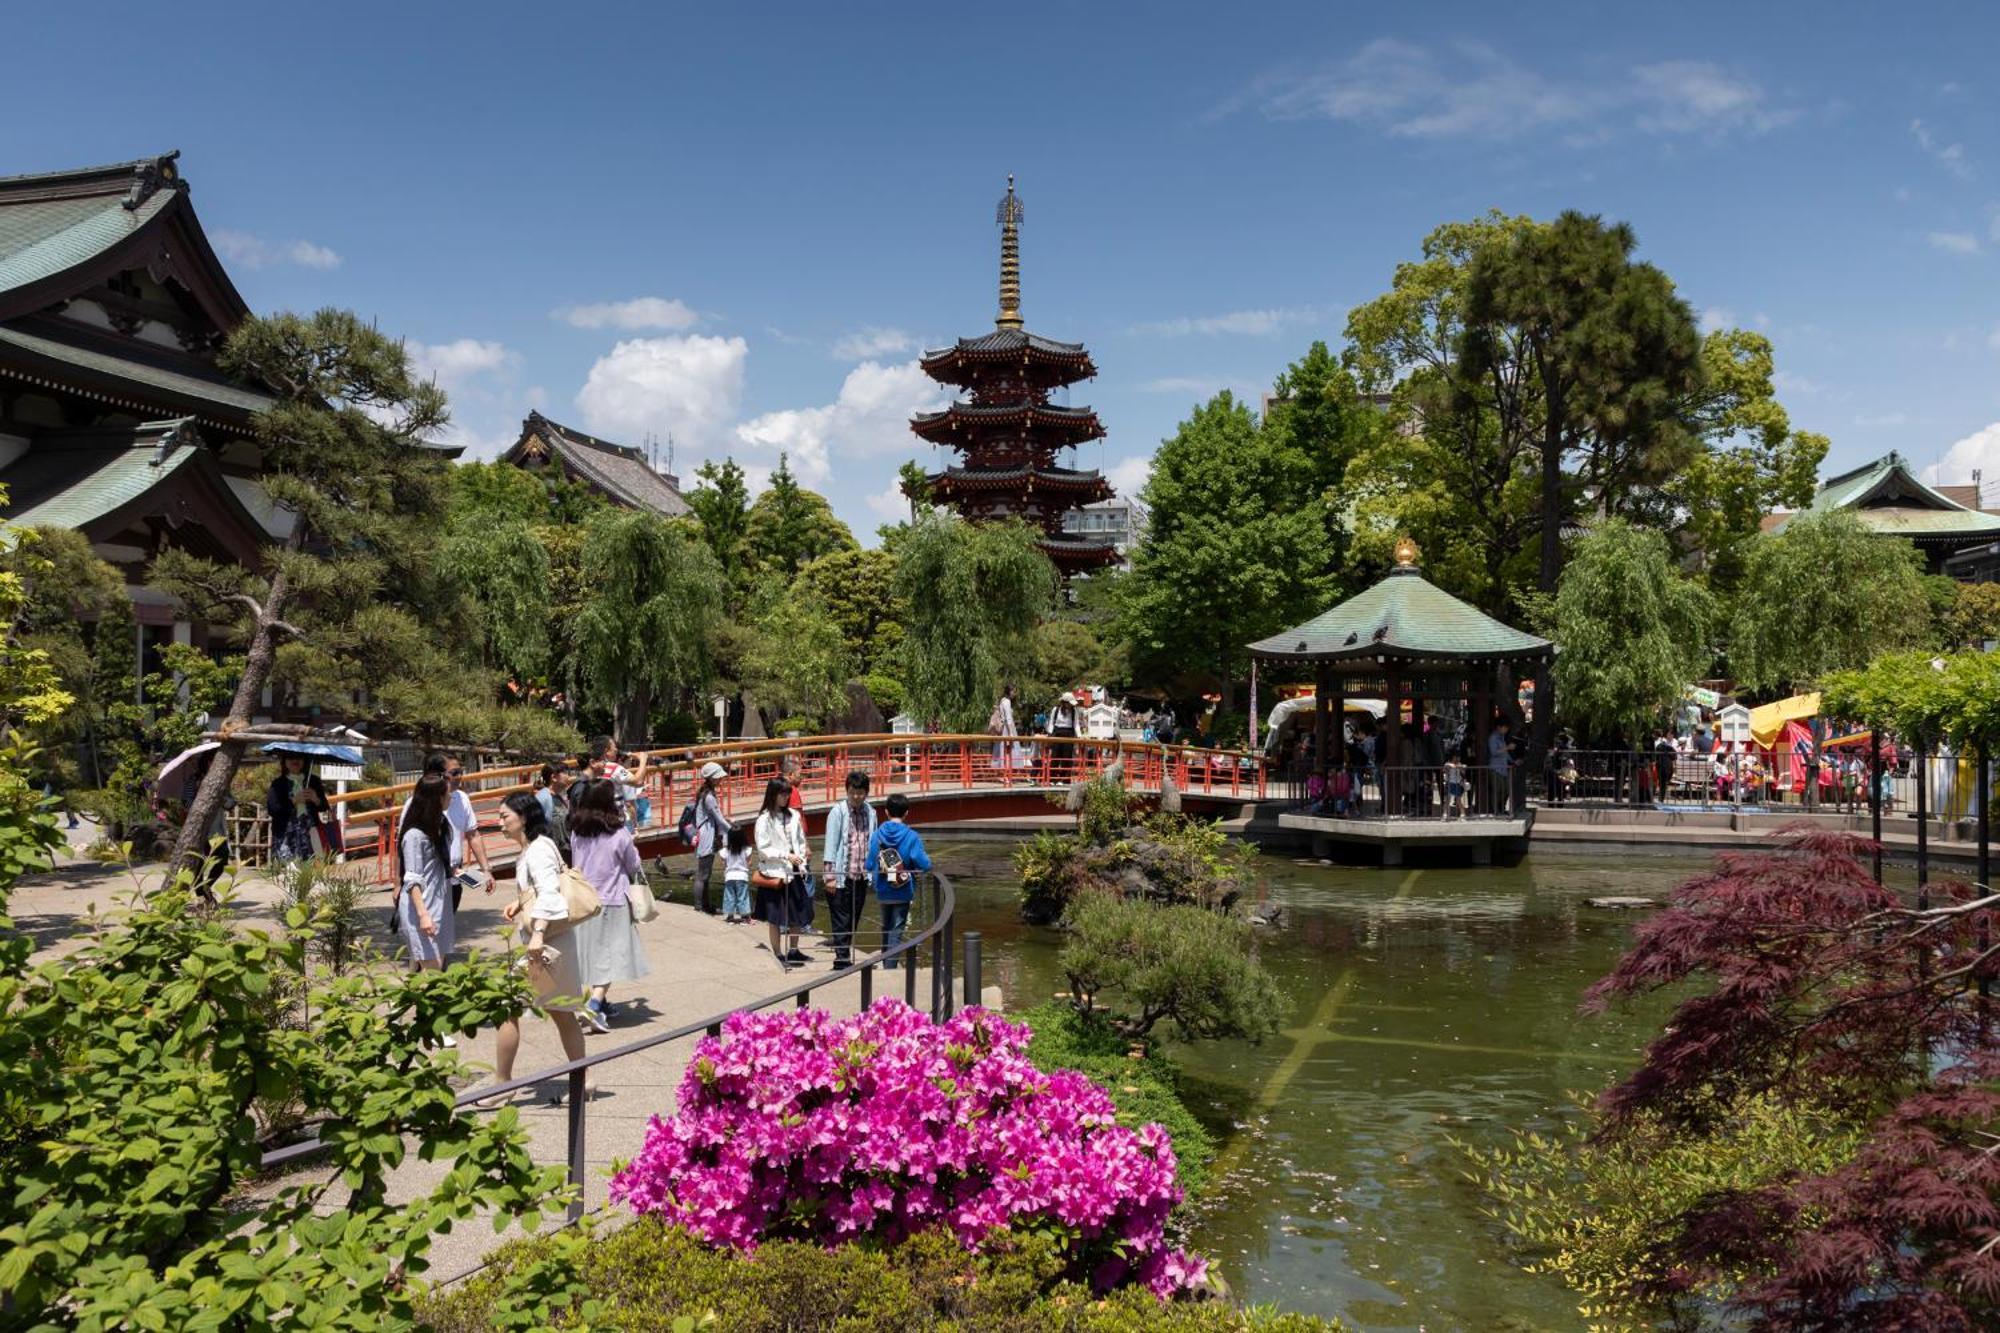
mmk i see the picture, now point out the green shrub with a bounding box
[417,1217,1346,1331]
[772,715,816,736]
[1019,1001,1217,1203]
[861,671,905,720]
[1018,803,1253,925]
[1457,1090,1868,1332]
[1060,894,1284,1044]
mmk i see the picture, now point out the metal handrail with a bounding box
[260,869,961,1230]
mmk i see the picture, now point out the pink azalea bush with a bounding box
[609,999,1210,1299]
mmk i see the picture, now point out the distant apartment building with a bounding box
[1061,494,1147,566]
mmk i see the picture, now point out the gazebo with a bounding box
[1246,539,1555,862]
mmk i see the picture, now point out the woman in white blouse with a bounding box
[485,792,588,1103]
[753,778,810,971]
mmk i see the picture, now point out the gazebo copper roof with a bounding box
[1248,564,1552,666]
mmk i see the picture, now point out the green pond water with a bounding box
[930,841,1707,1333]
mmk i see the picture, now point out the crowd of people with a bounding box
[370,732,937,1098]
[1290,710,1521,820]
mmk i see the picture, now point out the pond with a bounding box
[933,840,1709,1332]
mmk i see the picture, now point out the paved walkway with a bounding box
[14,852,987,1280]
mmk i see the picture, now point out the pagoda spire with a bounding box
[996,175,1023,330]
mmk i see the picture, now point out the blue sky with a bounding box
[7,2,1998,539]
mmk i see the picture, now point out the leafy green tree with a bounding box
[436,519,551,682]
[895,459,931,514]
[447,458,603,528]
[3,526,132,789]
[1940,580,2000,650]
[154,310,451,876]
[572,510,725,741]
[744,593,853,728]
[747,454,856,578]
[1021,618,1124,715]
[687,457,753,587]
[794,546,904,676]
[1118,392,1332,707]
[1462,210,1706,597]
[1728,511,1932,694]
[1262,340,1389,576]
[1552,520,1714,742]
[894,511,1056,730]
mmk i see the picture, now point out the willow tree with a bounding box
[894,511,1055,730]
[570,510,724,741]
[1728,511,1932,694]
[1553,519,1714,742]
[160,310,448,878]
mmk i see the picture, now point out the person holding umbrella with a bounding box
[267,752,328,863]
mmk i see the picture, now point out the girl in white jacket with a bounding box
[753,778,809,970]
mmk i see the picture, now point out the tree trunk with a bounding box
[169,568,289,892]
[617,684,652,747]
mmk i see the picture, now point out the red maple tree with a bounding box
[1584,827,1999,1330]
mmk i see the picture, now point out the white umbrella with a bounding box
[157,740,221,791]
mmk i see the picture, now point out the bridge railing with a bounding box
[259,869,961,1235]
[327,734,1265,886]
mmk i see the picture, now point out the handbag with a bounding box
[750,869,784,889]
[517,862,603,940]
[628,874,659,923]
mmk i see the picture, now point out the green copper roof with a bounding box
[0,322,272,416]
[1248,568,1553,664]
[2,421,206,530]
[0,188,174,298]
[1777,451,2000,540]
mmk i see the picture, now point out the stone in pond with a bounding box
[1586,896,1659,910]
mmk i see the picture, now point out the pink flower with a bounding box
[606,1001,1208,1298]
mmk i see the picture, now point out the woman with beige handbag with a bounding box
[482,793,588,1105]
[565,778,652,1034]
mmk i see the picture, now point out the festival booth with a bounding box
[1746,694,1839,799]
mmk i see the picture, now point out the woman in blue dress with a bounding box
[395,773,455,968]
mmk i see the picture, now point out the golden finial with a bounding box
[1393,535,1419,568]
[996,175,1023,330]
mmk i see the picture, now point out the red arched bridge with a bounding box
[328,733,1269,883]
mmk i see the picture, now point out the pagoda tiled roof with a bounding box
[1037,534,1123,570]
[929,465,1112,496]
[920,327,1097,381]
[506,411,690,517]
[910,401,1105,445]
[0,319,272,419]
[1248,567,1553,665]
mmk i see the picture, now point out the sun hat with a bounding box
[699,761,727,782]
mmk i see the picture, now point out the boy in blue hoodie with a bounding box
[867,792,932,970]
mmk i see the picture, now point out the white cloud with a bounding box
[1929,230,1981,255]
[865,479,914,522]
[211,228,342,270]
[831,326,917,360]
[575,335,748,454]
[1698,306,1737,333]
[553,297,700,331]
[408,338,515,391]
[1227,41,1788,142]
[1923,422,2000,485]
[1911,119,1973,180]
[1105,454,1154,499]
[732,360,943,486]
[1129,307,1320,337]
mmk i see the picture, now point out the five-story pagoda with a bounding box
[911,178,1119,575]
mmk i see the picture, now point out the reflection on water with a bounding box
[938,841,1705,1332]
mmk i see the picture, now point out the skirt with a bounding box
[397,873,454,964]
[517,920,583,1009]
[754,876,810,929]
[571,901,651,986]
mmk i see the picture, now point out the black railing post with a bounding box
[1917,742,1930,912]
[860,963,874,1010]
[566,1067,587,1224]
[963,931,982,1010]
[1871,732,1884,885]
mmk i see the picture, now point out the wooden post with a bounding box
[1870,730,1884,885]
[1917,740,1930,912]
[1313,661,1333,780]
[1472,668,1492,815]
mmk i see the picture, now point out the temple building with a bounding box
[0,152,303,664]
[502,410,690,516]
[911,178,1119,576]
[1766,451,2000,578]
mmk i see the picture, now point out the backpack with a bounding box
[677,801,699,845]
[987,703,1005,733]
[877,842,907,885]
